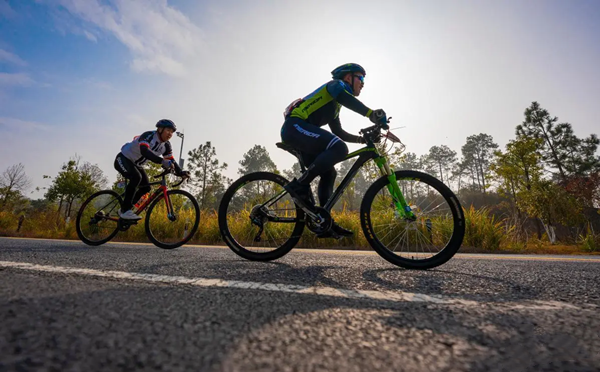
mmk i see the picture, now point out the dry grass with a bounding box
[1,208,598,255]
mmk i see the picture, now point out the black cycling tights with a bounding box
[298,142,348,206]
[114,153,151,212]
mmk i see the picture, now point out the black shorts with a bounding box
[280,118,342,158]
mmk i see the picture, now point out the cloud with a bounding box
[0,72,34,87]
[0,49,27,66]
[0,1,16,18]
[82,30,97,42]
[44,0,203,77]
[0,117,51,131]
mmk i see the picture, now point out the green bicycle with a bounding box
[218,118,465,269]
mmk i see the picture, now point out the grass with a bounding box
[1,208,598,255]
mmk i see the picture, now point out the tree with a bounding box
[187,141,230,210]
[391,151,421,171]
[334,160,370,211]
[491,137,545,239]
[516,101,600,182]
[426,145,457,184]
[519,180,584,243]
[45,157,107,220]
[461,133,498,194]
[283,162,303,181]
[238,145,278,175]
[0,163,31,208]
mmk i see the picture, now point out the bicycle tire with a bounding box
[145,189,200,249]
[218,172,305,261]
[361,170,465,270]
[76,190,122,246]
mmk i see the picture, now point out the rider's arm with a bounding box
[326,80,373,117]
[329,117,363,143]
[140,145,164,164]
[136,131,164,164]
[163,142,183,174]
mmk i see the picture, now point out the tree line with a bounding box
[1,101,598,243]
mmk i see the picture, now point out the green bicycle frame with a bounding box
[321,145,416,219]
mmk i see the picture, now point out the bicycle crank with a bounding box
[118,218,138,232]
[305,207,333,235]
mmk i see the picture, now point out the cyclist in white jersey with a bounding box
[114,119,188,220]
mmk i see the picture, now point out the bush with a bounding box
[578,224,599,253]
[462,206,505,251]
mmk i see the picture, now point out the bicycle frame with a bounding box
[100,171,180,223]
[260,142,416,221]
[321,145,416,219]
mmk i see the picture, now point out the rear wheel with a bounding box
[145,189,200,249]
[218,172,305,261]
[76,190,122,246]
[361,170,465,269]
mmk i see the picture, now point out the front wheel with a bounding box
[145,189,200,249]
[361,170,465,270]
[76,190,122,246]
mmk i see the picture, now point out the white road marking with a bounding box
[0,260,581,310]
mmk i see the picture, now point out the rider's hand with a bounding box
[161,159,174,170]
[369,109,387,125]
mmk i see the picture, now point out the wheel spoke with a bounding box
[146,190,200,249]
[365,172,463,269]
[220,174,303,260]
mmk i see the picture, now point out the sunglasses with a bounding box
[354,75,365,83]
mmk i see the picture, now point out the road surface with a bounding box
[1,237,599,371]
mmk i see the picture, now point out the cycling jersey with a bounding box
[120,131,175,167]
[288,79,373,127]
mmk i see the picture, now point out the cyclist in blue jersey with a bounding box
[281,63,387,238]
[114,119,189,220]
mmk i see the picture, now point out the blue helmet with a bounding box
[331,63,366,80]
[156,119,176,131]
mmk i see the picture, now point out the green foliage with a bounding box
[516,101,600,181]
[518,180,584,227]
[461,133,499,194]
[426,145,457,184]
[186,141,230,210]
[578,224,599,252]
[45,157,107,219]
[462,206,505,251]
[238,145,278,175]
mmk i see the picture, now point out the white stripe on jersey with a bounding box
[120,131,172,166]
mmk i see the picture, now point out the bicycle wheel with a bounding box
[218,172,305,261]
[361,170,465,270]
[145,189,200,249]
[76,190,122,246]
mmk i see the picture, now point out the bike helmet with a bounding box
[331,63,366,80]
[156,119,176,131]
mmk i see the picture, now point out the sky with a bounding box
[1,0,599,198]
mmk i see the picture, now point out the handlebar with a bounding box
[153,167,190,188]
[359,116,392,138]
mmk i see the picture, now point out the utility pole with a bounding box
[176,131,185,168]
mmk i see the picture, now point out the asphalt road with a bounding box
[1,237,599,372]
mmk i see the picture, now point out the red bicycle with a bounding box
[76,168,200,249]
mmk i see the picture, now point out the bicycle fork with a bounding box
[373,156,416,221]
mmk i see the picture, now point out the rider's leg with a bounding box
[296,140,348,186]
[315,167,353,237]
[131,167,151,206]
[317,167,336,207]
[281,119,347,209]
[114,153,142,216]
